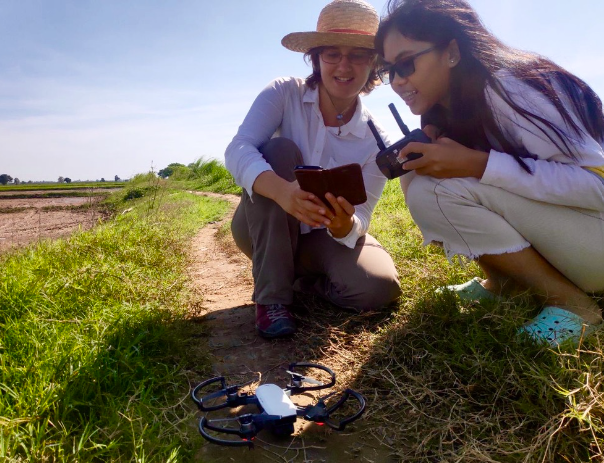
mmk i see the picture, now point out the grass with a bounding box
[0,181,230,462]
[348,180,604,462]
[159,158,241,195]
[189,166,604,462]
[2,160,602,462]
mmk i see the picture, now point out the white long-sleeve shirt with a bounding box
[480,73,604,211]
[225,77,391,248]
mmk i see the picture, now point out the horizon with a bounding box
[2,0,604,182]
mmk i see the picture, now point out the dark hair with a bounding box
[376,0,604,172]
[303,47,380,95]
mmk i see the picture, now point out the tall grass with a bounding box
[0,187,229,462]
[164,158,240,195]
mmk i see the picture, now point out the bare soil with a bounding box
[0,191,106,253]
[187,192,396,463]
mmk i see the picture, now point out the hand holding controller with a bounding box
[368,103,431,179]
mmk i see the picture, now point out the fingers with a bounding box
[324,193,354,218]
[294,189,356,228]
[290,189,330,227]
[399,141,427,158]
[397,141,429,171]
[422,124,441,142]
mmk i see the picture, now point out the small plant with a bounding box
[123,187,145,200]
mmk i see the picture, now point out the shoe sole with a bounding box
[256,326,297,339]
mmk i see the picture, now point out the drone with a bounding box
[190,362,366,448]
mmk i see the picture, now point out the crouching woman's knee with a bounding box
[362,273,401,311]
[333,267,401,312]
[405,175,441,224]
[405,176,475,232]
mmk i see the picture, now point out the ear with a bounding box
[446,39,461,67]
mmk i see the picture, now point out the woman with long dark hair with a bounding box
[375,0,604,346]
[225,0,401,339]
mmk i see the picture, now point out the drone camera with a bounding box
[369,103,431,179]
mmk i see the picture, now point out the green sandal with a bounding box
[518,306,599,347]
[437,277,500,302]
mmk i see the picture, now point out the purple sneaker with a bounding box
[255,304,297,339]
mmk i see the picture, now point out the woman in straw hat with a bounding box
[225,0,401,339]
[374,0,604,346]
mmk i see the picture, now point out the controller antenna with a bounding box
[367,119,386,151]
[388,103,411,136]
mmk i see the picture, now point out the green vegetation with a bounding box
[0,182,125,192]
[2,159,602,462]
[156,158,241,195]
[361,180,604,462]
[0,182,229,462]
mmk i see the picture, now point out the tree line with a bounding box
[0,174,123,185]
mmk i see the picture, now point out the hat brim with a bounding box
[281,31,375,53]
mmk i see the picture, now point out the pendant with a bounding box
[336,113,344,120]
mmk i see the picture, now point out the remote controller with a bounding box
[368,103,431,179]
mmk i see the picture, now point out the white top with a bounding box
[480,73,604,211]
[224,77,391,248]
[255,384,297,418]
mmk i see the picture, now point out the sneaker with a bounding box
[255,304,297,339]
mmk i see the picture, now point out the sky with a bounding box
[1,1,604,182]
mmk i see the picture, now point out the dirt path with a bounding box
[187,192,395,463]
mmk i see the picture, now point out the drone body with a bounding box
[191,362,366,448]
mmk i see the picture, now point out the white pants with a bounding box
[406,176,604,292]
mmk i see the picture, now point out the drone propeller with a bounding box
[286,362,336,393]
[199,404,297,449]
[298,388,366,431]
[191,375,259,411]
[199,414,258,448]
[285,371,323,385]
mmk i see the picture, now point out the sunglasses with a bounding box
[378,45,438,85]
[319,48,376,66]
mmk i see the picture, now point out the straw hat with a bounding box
[281,0,379,53]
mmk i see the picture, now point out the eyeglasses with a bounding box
[319,48,376,66]
[377,46,438,85]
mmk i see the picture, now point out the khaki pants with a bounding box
[231,138,401,311]
[406,175,604,292]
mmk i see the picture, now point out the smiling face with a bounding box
[318,45,375,106]
[382,28,458,115]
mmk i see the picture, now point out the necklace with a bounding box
[323,87,357,136]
